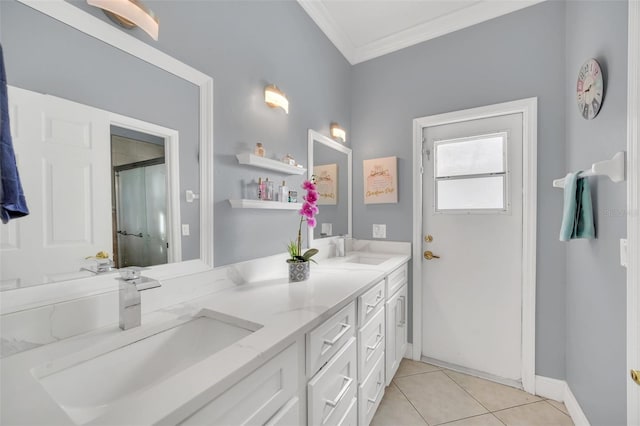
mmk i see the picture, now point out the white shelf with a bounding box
[228,199,302,210]
[236,153,306,175]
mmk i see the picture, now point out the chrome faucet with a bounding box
[118,269,161,330]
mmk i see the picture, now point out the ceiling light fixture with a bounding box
[330,123,346,143]
[264,85,289,114]
[87,0,159,41]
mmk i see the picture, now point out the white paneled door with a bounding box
[421,113,524,382]
[0,87,112,288]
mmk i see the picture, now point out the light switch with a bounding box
[373,224,386,239]
[182,224,190,236]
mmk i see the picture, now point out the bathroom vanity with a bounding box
[0,242,410,425]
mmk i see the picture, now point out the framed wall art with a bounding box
[363,156,397,204]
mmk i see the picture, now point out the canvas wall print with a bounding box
[314,163,338,205]
[364,156,397,204]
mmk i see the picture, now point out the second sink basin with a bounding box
[32,310,262,425]
[343,253,390,265]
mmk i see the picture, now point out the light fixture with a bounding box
[87,0,160,41]
[330,123,346,143]
[264,85,289,114]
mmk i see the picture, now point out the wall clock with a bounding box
[576,58,604,120]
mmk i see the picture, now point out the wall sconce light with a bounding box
[87,0,160,41]
[264,85,289,114]
[330,123,346,143]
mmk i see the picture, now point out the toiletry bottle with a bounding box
[254,142,265,157]
[264,178,274,201]
[279,180,288,203]
[257,177,264,200]
[288,190,297,203]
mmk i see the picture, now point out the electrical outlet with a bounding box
[373,224,386,239]
[182,224,190,236]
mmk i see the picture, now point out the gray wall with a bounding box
[564,2,628,424]
[0,0,201,261]
[66,0,353,267]
[350,1,568,379]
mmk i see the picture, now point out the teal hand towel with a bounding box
[559,172,595,241]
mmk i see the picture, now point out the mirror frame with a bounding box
[307,129,352,248]
[1,0,214,313]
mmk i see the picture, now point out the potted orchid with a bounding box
[287,178,319,282]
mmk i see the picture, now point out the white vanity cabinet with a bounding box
[180,341,302,425]
[384,264,408,385]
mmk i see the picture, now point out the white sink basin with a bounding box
[32,310,262,425]
[343,253,390,265]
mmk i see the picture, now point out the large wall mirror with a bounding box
[0,0,213,301]
[307,130,352,248]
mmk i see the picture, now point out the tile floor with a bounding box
[371,360,574,426]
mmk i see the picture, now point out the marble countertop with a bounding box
[0,251,410,425]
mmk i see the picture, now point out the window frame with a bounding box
[433,131,511,215]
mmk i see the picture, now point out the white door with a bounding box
[421,113,523,382]
[0,87,112,288]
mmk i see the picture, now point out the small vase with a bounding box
[287,260,310,282]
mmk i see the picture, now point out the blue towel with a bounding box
[559,172,595,241]
[0,43,29,224]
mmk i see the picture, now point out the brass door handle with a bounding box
[632,369,640,385]
[424,251,440,260]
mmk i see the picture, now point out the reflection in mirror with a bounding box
[0,0,201,291]
[111,127,170,269]
[307,130,352,247]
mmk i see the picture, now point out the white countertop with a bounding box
[0,251,410,425]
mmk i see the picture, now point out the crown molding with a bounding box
[297,0,356,64]
[298,0,547,65]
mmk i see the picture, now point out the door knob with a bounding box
[423,251,440,260]
[632,369,640,385]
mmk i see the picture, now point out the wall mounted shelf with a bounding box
[228,199,302,210]
[236,153,306,175]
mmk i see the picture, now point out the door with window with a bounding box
[421,113,523,382]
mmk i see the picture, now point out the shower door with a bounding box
[115,160,168,268]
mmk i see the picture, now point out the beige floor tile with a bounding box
[394,359,441,378]
[494,401,574,426]
[545,399,570,416]
[441,413,505,426]
[395,371,488,425]
[371,382,428,426]
[444,370,541,411]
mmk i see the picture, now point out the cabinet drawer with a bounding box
[308,337,358,426]
[337,397,357,426]
[386,263,408,298]
[181,343,298,425]
[358,280,385,326]
[265,397,300,426]
[358,353,385,426]
[357,307,385,383]
[307,301,356,377]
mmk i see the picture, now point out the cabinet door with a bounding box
[385,293,399,386]
[394,285,408,374]
[385,285,408,385]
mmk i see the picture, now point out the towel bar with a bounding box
[553,151,625,188]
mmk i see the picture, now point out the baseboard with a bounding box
[535,375,566,401]
[563,384,590,426]
[535,375,590,426]
[405,343,413,359]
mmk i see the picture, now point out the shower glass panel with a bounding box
[116,161,167,268]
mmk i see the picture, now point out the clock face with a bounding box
[576,58,604,120]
